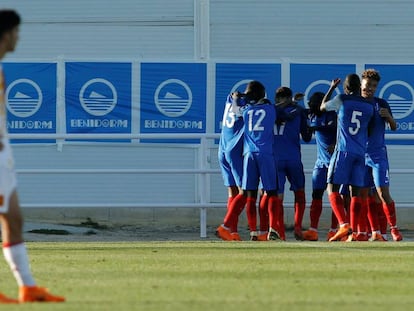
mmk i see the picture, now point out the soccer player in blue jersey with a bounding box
[217,94,245,241]
[320,74,375,242]
[302,92,339,241]
[216,81,281,241]
[274,87,312,240]
[360,69,402,241]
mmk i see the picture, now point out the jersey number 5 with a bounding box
[349,110,362,135]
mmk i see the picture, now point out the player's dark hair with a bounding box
[246,80,266,102]
[344,73,360,95]
[0,10,21,38]
[275,86,293,101]
[308,91,325,115]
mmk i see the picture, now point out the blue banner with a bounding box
[290,63,356,107]
[215,63,281,134]
[365,64,414,137]
[65,62,132,139]
[140,62,206,143]
[3,62,56,143]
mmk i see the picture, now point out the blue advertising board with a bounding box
[215,63,281,134]
[290,63,356,107]
[65,62,132,139]
[365,64,414,138]
[140,62,206,143]
[3,62,56,143]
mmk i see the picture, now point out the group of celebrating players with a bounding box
[215,69,403,242]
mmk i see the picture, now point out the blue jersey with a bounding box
[218,95,244,153]
[273,104,312,161]
[309,111,337,167]
[366,97,391,157]
[324,94,374,157]
[241,99,276,155]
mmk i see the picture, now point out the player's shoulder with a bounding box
[374,97,389,107]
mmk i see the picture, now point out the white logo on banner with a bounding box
[379,80,414,120]
[154,79,192,117]
[79,78,117,116]
[304,80,341,107]
[6,78,43,117]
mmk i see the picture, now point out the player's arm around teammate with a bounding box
[216,81,282,241]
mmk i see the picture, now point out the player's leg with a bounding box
[258,154,281,241]
[1,190,64,303]
[326,151,351,241]
[327,183,351,241]
[245,190,258,240]
[286,161,306,240]
[376,186,402,241]
[258,189,269,239]
[303,166,326,241]
[372,161,402,241]
[275,161,287,240]
[302,189,323,241]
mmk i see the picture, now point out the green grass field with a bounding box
[0,241,413,310]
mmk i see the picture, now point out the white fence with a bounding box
[11,133,414,238]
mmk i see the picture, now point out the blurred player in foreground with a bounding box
[0,9,65,303]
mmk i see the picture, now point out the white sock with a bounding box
[3,243,36,286]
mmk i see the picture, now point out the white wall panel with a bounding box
[210,0,414,62]
[2,0,195,59]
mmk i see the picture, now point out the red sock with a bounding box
[383,201,397,228]
[278,203,285,240]
[259,194,269,232]
[350,196,362,232]
[357,197,368,233]
[328,192,346,224]
[224,194,246,232]
[343,195,350,223]
[294,190,306,230]
[330,211,338,230]
[377,201,387,234]
[227,196,235,210]
[224,195,235,231]
[268,196,285,240]
[246,197,257,232]
[267,196,279,230]
[367,196,380,232]
[309,199,323,229]
[268,196,284,239]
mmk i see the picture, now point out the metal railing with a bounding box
[11,133,223,238]
[10,133,414,238]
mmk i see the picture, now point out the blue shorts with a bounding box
[312,165,328,190]
[365,153,390,188]
[277,159,305,193]
[327,150,365,187]
[218,149,243,187]
[339,184,350,195]
[242,152,277,191]
[362,166,375,188]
